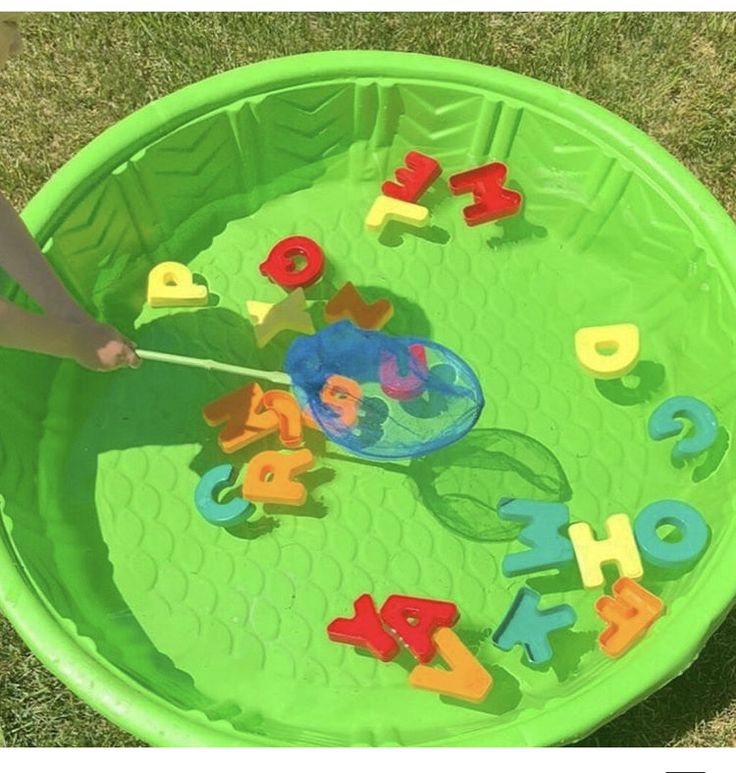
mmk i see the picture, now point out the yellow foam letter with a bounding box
[246,287,315,348]
[569,513,644,589]
[575,323,640,379]
[365,194,429,233]
[147,261,208,307]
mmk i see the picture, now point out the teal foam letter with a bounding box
[492,587,576,664]
[498,499,574,577]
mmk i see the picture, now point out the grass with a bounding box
[0,11,735,747]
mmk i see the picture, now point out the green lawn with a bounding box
[0,11,735,747]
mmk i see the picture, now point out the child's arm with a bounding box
[0,191,140,370]
[0,297,139,369]
[0,192,89,322]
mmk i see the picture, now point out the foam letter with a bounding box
[259,235,325,290]
[382,151,442,203]
[492,587,576,665]
[448,162,521,226]
[365,194,429,233]
[147,261,208,307]
[327,594,399,661]
[242,448,314,506]
[569,513,644,589]
[379,344,429,401]
[648,396,719,465]
[634,499,709,568]
[319,375,362,428]
[247,287,314,348]
[595,577,664,658]
[409,628,493,703]
[323,282,394,330]
[260,390,304,448]
[575,323,640,379]
[498,499,575,577]
[380,595,459,663]
[203,383,279,453]
[194,464,254,528]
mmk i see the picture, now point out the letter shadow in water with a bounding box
[523,627,600,683]
[485,181,547,249]
[378,220,451,249]
[594,360,666,407]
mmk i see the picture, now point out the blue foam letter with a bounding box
[634,499,709,568]
[648,396,718,465]
[492,587,576,664]
[195,464,254,528]
[498,499,574,577]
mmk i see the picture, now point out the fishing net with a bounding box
[285,321,484,460]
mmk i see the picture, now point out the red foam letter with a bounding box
[379,344,429,401]
[448,162,521,226]
[327,594,399,662]
[382,151,442,203]
[380,595,459,663]
[259,235,325,290]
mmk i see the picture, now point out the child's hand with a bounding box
[68,320,141,371]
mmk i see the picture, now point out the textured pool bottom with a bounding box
[25,163,736,745]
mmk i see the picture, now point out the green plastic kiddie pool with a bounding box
[1,51,735,747]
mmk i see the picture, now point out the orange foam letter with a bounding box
[319,375,362,428]
[595,577,664,658]
[242,448,315,506]
[261,390,304,448]
[203,383,279,453]
[409,628,493,703]
[324,282,394,331]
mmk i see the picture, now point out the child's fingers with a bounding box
[125,337,141,368]
[125,346,142,369]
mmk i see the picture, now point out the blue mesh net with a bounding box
[285,321,484,459]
